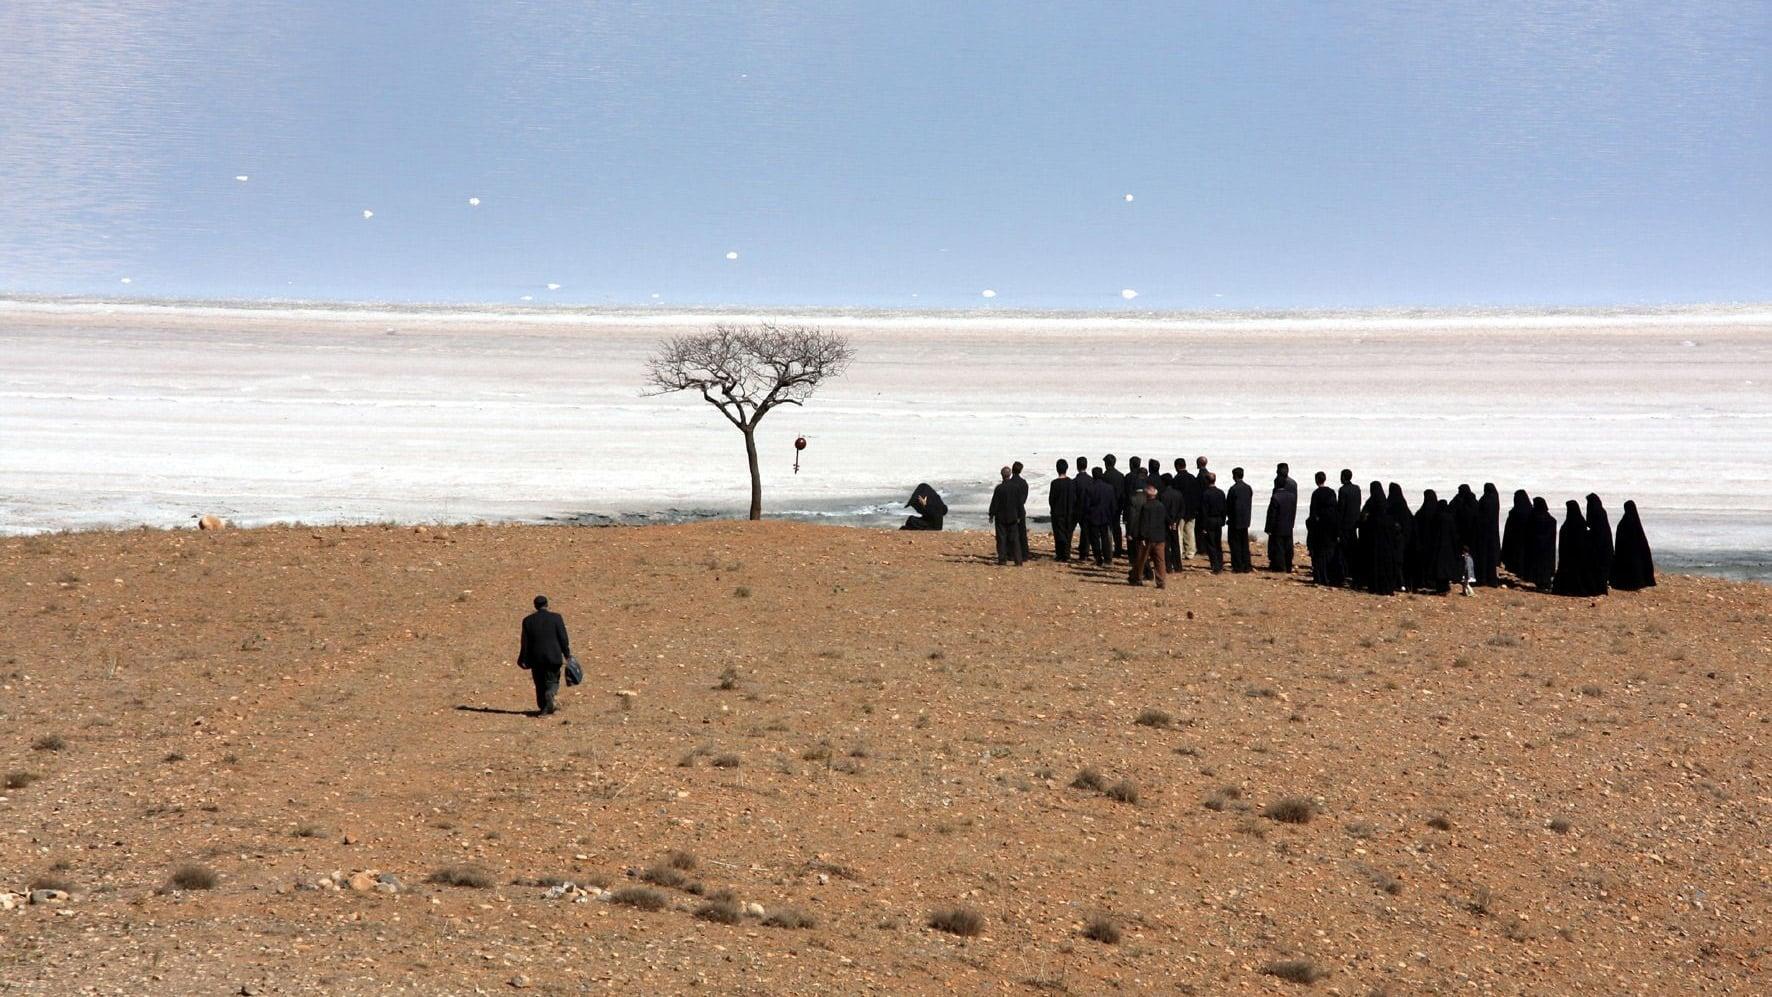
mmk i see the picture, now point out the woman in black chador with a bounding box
[1610,500,1656,590]
[900,483,947,531]
[1525,497,1557,590]
[1410,488,1441,591]
[1450,484,1480,553]
[1387,483,1414,590]
[1476,483,1503,586]
[1583,494,1613,596]
[1553,500,1591,596]
[1360,481,1403,595]
[1501,489,1532,579]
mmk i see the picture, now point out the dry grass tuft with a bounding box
[694,897,743,924]
[168,864,220,891]
[1081,914,1121,944]
[611,886,668,911]
[1070,767,1106,792]
[291,824,326,839]
[665,849,698,871]
[639,865,690,889]
[710,752,742,769]
[426,865,494,889]
[1105,779,1140,804]
[5,771,43,790]
[929,905,986,937]
[1548,817,1572,834]
[716,667,739,690]
[27,874,75,894]
[1426,814,1454,831]
[1134,708,1172,728]
[31,734,67,752]
[763,906,819,929]
[1262,959,1327,985]
[1263,797,1314,824]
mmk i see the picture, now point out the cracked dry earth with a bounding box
[1,520,1767,995]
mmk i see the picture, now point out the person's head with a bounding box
[1012,460,1024,476]
[1144,481,1158,496]
[1161,472,1173,487]
[1370,480,1384,499]
[1103,453,1117,468]
[1276,462,1289,476]
[1533,496,1548,513]
[1314,470,1327,485]
[533,595,549,610]
[1000,465,1011,480]
[1624,499,1637,514]
[1461,544,1471,555]
[1091,467,1103,479]
[1146,457,1158,472]
[1196,455,1208,469]
[1232,467,1244,481]
[1129,456,1142,471]
[1206,471,1217,485]
[1174,458,1186,472]
[1340,468,1353,484]
[1423,488,1438,503]
[1056,458,1069,475]
[1076,455,1088,472]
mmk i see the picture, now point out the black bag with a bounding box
[564,657,583,687]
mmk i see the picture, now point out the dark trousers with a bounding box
[1200,524,1224,573]
[1109,519,1124,558]
[1129,541,1167,587]
[1018,520,1030,561]
[1165,527,1182,571]
[1076,518,1093,561]
[1088,523,1110,565]
[530,664,562,715]
[1229,528,1252,572]
[1052,516,1074,562]
[1267,532,1294,573]
[994,520,1023,565]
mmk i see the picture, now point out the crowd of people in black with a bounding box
[907,455,1656,596]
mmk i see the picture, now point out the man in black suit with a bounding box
[1010,461,1031,562]
[1227,467,1254,573]
[1100,455,1125,559]
[1197,471,1227,573]
[1047,458,1078,562]
[987,466,1024,566]
[518,594,573,716]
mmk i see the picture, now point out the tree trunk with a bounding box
[743,427,762,520]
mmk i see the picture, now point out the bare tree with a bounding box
[644,323,855,520]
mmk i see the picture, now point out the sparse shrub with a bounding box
[1247,686,1279,699]
[716,667,739,690]
[1548,817,1572,834]
[611,886,668,911]
[1105,779,1140,804]
[1134,708,1172,728]
[1426,815,1453,831]
[802,742,833,762]
[1082,914,1121,944]
[1486,633,1523,648]
[1262,959,1326,985]
[1579,684,1603,698]
[1368,869,1404,895]
[678,745,711,768]
[163,752,186,763]
[639,865,689,889]
[710,753,741,769]
[1263,797,1314,824]
[929,906,985,937]
[31,734,66,752]
[5,771,43,790]
[291,824,326,839]
[426,865,494,889]
[666,849,697,871]
[927,649,945,660]
[1465,886,1497,916]
[168,864,219,891]
[830,757,864,775]
[27,874,74,894]
[764,906,819,929]
[695,897,743,923]
[733,586,751,598]
[1070,767,1106,792]
[1452,656,1472,669]
[1344,821,1378,839]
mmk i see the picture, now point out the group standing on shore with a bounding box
[962,454,1654,596]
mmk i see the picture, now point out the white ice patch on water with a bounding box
[467,196,480,206]
[234,175,249,182]
[725,251,739,260]
[361,209,374,219]
[1121,288,1138,300]
[981,289,996,298]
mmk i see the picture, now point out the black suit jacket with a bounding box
[1227,481,1254,530]
[518,609,572,669]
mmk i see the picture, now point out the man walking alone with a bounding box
[517,595,572,716]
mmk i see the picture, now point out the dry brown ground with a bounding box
[0,521,1766,996]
